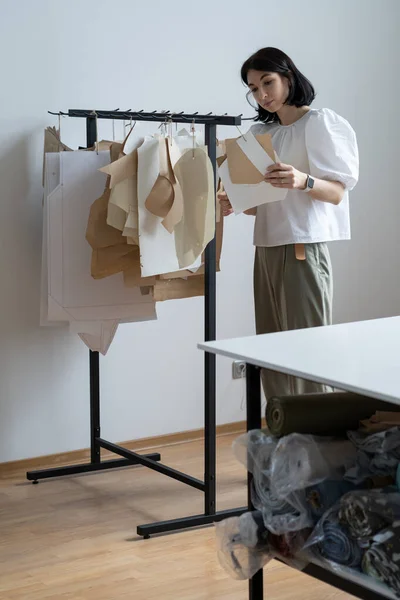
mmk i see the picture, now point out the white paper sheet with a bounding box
[137,137,201,277]
[40,154,67,326]
[236,131,276,175]
[218,157,288,214]
[46,150,157,322]
[70,320,119,355]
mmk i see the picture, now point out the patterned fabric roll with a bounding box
[317,516,363,568]
[363,523,400,596]
[339,490,400,542]
[305,480,363,521]
[345,427,400,484]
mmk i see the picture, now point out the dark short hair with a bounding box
[241,47,316,123]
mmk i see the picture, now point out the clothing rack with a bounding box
[27,108,247,538]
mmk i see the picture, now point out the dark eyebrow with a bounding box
[248,73,273,88]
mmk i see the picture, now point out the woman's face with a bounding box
[246,69,290,112]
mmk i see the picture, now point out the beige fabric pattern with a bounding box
[173,147,215,269]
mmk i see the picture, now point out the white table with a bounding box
[199,317,400,600]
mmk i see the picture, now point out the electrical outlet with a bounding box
[232,361,246,380]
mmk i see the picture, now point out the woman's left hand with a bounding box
[265,163,307,190]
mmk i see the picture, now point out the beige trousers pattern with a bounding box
[254,243,333,399]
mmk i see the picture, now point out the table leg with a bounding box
[246,363,264,600]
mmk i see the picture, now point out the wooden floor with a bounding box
[0,434,355,599]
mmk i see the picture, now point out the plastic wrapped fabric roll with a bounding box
[270,434,357,498]
[261,490,312,535]
[266,393,400,438]
[339,490,400,542]
[232,429,277,475]
[215,511,271,580]
[234,430,312,534]
[345,427,400,483]
[305,506,363,569]
[317,520,363,568]
[363,524,400,596]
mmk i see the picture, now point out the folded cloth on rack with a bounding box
[215,512,272,580]
[345,427,400,484]
[362,523,400,596]
[339,490,400,542]
[265,393,400,438]
[270,433,357,498]
[311,508,364,569]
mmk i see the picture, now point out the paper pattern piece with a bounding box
[236,132,275,176]
[47,150,157,322]
[224,133,275,185]
[173,147,215,269]
[40,153,66,327]
[137,137,201,277]
[218,132,288,214]
[99,138,143,241]
[70,320,119,356]
[86,187,126,249]
[145,137,183,233]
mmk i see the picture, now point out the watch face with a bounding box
[308,176,315,189]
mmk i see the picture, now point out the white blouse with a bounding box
[250,108,359,247]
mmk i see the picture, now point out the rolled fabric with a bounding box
[339,490,400,542]
[316,516,363,569]
[261,491,312,535]
[345,428,400,483]
[268,528,312,560]
[232,429,276,475]
[265,393,400,438]
[270,433,357,497]
[363,523,400,596]
[252,476,294,515]
[215,512,271,580]
[306,480,363,522]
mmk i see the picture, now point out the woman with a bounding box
[219,47,359,400]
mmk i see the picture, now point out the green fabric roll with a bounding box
[265,393,400,438]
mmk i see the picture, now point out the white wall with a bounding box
[0,0,399,462]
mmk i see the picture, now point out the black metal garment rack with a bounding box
[27,108,247,538]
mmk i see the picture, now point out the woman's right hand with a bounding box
[218,190,234,217]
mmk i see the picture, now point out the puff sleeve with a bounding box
[305,108,359,191]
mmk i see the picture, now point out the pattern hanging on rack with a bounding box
[41,111,229,353]
[41,149,157,353]
[137,135,202,277]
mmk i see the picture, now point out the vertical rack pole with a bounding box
[90,350,101,463]
[204,123,217,515]
[246,364,263,600]
[86,116,101,465]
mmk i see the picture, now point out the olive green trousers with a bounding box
[254,243,333,399]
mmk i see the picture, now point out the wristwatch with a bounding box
[304,174,315,193]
